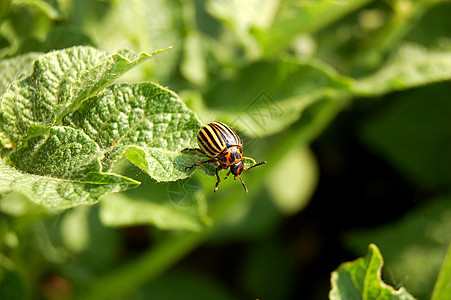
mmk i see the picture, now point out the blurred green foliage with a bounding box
[1,0,450,299]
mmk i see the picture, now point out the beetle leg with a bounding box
[182,148,206,155]
[237,176,248,193]
[214,165,224,192]
[185,158,217,171]
[224,169,231,180]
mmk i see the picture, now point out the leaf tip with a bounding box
[153,46,173,56]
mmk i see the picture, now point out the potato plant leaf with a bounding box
[0,46,167,148]
[431,242,451,300]
[9,126,108,179]
[0,158,138,209]
[0,46,208,210]
[353,45,451,96]
[330,244,416,300]
[344,197,451,298]
[0,52,41,95]
[64,82,203,182]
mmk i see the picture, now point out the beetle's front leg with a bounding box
[214,165,224,192]
[185,158,217,171]
[182,148,206,155]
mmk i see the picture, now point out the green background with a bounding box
[1,0,450,299]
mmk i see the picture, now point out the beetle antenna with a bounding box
[238,176,248,193]
[244,161,267,172]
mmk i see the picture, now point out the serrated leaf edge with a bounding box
[330,244,415,299]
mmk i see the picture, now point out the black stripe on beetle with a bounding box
[212,122,240,145]
[199,127,221,154]
[197,134,217,157]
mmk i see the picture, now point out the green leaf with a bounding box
[64,82,203,182]
[330,244,416,300]
[0,46,167,148]
[431,242,451,300]
[345,197,451,299]
[10,126,106,179]
[0,128,139,209]
[199,59,351,137]
[0,52,40,147]
[0,52,40,96]
[353,45,451,96]
[0,159,139,209]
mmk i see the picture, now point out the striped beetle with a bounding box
[182,122,266,193]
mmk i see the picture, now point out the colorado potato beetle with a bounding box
[182,122,266,193]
